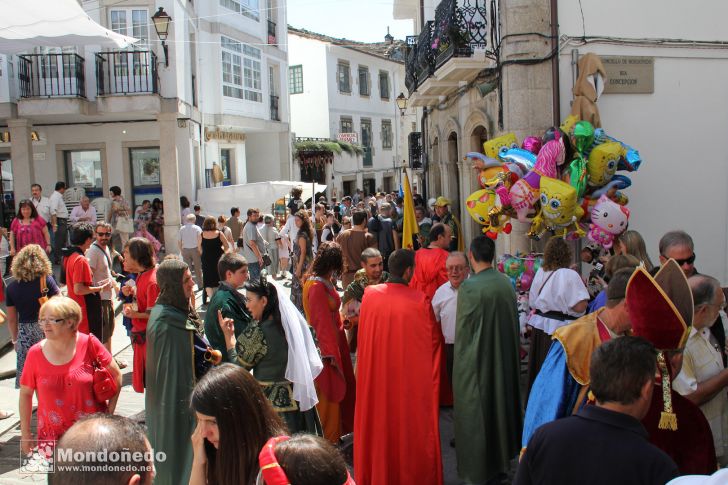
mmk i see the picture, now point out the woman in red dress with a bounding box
[122,238,159,393]
[303,241,355,442]
[19,296,122,454]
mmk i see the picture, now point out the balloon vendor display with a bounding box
[497,252,544,333]
[464,115,641,247]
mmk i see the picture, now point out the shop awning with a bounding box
[197,181,328,217]
[0,0,137,53]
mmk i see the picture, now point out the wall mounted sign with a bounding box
[337,132,359,144]
[204,128,246,143]
[601,56,654,94]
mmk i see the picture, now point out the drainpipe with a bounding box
[550,0,560,125]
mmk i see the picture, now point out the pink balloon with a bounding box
[522,136,542,155]
[520,271,534,291]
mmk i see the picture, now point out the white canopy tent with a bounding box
[0,0,137,53]
[197,181,328,217]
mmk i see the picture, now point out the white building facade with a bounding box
[0,0,291,247]
[287,28,418,198]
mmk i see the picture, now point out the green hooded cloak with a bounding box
[453,267,523,483]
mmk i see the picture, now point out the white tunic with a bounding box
[528,267,589,335]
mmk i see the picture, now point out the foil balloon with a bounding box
[508,140,564,222]
[587,142,621,187]
[499,147,537,174]
[588,194,630,249]
[483,133,519,159]
[528,177,585,240]
[559,115,579,137]
[572,121,595,156]
[503,256,523,287]
[519,270,535,292]
[465,189,512,239]
[568,156,588,198]
[521,136,543,155]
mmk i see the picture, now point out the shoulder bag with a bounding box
[38,276,49,305]
[86,335,118,402]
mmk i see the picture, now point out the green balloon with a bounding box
[573,121,594,155]
[569,155,588,198]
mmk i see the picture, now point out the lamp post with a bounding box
[151,7,172,67]
[395,93,408,187]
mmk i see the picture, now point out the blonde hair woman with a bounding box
[6,244,60,388]
[615,230,654,271]
[19,296,122,454]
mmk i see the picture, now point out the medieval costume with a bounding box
[522,308,617,448]
[203,281,252,356]
[409,246,448,300]
[303,277,356,442]
[145,259,198,485]
[340,268,390,353]
[454,267,522,484]
[227,281,323,435]
[354,276,443,485]
[627,262,718,474]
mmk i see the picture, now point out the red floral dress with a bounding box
[20,333,111,446]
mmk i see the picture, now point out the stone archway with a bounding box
[430,136,442,198]
[446,131,461,215]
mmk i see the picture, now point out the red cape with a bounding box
[409,247,452,405]
[355,282,443,485]
[305,280,356,432]
[642,386,717,475]
[410,247,449,301]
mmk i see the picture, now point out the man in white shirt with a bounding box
[86,222,119,356]
[178,213,203,288]
[674,274,728,466]
[49,181,68,265]
[31,183,51,226]
[431,251,469,384]
[70,196,97,224]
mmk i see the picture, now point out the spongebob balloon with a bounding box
[465,189,512,239]
[587,141,622,187]
[483,133,518,159]
[528,177,585,240]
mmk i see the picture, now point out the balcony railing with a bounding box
[96,51,158,96]
[270,94,280,121]
[18,53,86,98]
[268,19,277,45]
[405,0,496,94]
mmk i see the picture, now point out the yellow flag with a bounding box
[402,168,419,250]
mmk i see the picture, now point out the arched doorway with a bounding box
[430,136,441,198]
[447,132,460,215]
[469,125,488,191]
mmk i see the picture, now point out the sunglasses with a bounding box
[40,318,65,325]
[669,253,696,266]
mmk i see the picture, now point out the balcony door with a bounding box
[108,8,153,94]
[35,47,80,97]
[361,119,373,167]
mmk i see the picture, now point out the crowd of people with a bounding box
[6,181,728,485]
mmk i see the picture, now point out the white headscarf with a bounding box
[272,280,322,411]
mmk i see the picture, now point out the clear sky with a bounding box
[287,0,414,43]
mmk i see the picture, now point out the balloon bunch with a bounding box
[463,115,641,247]
[497,253,542,292]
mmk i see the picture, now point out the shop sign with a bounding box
[204,128,245,143]
[0,131,41,142]
[337,133,359,144]
[601,56,654,94]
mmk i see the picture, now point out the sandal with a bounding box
[0,410,15,420]
[115,358,128,370]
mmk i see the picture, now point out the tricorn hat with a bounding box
[626,259,693,430]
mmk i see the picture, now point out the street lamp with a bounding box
[395,92,407,116]
[151,7,172,67]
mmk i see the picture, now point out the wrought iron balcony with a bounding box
[95,51,158,96]
[404,0,495,94]
[18,53,86,98]
[415,22,435,88]
[270,94,280,121]
[268,19,277,45]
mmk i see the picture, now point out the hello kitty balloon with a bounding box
[587,194,630,249]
